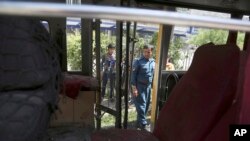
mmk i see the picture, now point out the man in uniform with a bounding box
[131,45,155,130]
[101,44,116,101]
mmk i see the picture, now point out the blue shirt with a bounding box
[131,56,155,86]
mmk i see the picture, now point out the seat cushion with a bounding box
[0,16,60,141]
[153,43,240,141]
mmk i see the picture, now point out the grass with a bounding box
[101,108,138,128]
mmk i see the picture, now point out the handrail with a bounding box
[0,2,250,31]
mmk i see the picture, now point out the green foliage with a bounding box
[188,29,245,49]
[150,32,158,46]
[236,32,245,50]
[100,33,116,54]
[67,32,82,71]
[188,29,228,46]
[67,28,245,72]
[169,37,185,68]
[150,32,184,68]
[67,32,116,71]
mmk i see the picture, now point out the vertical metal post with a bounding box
[81,19,93,76]
[115,21,123,128]
[129,22,137,79]
[151,7,175,131]
[123,21,131,129]
[161,7,176,71]
[161,25,174,71]
[227,14,242,44]
[128,22,137,86]
[122,0,131,129]
[95,19,101,129]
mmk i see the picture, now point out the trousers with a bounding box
[102,72,115,98]
[133,83,151,126]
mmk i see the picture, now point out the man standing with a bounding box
[131,45,155,130]
[101,44,116,101]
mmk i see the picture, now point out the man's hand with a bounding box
[132,85,138,97]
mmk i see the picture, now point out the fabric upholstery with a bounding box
[153,43,240,141]
[204,51,250,141]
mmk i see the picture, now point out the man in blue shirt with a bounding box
[131,45,155,130]
[101,44,116,101]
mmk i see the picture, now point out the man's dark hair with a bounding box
[143,45,154,51]
[107,44,115,49]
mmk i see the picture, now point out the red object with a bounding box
[60,74,99,99]
[204,52,250,141]
[153,43,240,141]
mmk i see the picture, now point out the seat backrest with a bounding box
[153,43,240,141]
[203,52,247,141]
[204,33,250,141]
[239,33,250,124]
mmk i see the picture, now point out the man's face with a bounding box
[108,48,115,55]
[143,48,153,59]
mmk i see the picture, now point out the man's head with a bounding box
[143,45,154,59]
[107,44,115,55]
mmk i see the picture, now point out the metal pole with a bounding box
[128,22,137,87]
[115,21,123,128]
[81,19,93,76]
[153,24,174,120]
[123,21,130,129]
[122,0,131,129]
[95,19,101,129]
[1,2,250,32]
[227,14,243,44]
[152,7,176,127]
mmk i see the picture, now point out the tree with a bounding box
[67,32,82,71]
[150,32,184,68]
[169,37,185,69]
[67,32,116,71]
[188,29,228,47]
[188,28,245,49]
[236,32,245,49]
[100,32,116,55]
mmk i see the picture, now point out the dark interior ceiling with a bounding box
[135,0,250,15]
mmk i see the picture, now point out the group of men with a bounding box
[101,44,155,131]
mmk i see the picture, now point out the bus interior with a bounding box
[0,0,250,141]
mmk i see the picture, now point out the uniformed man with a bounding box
[131,45,155,130]
[101,44,116,101]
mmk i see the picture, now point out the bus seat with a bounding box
[204,51,249,141]
[153,43,240,141]
[91,43,240,141]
